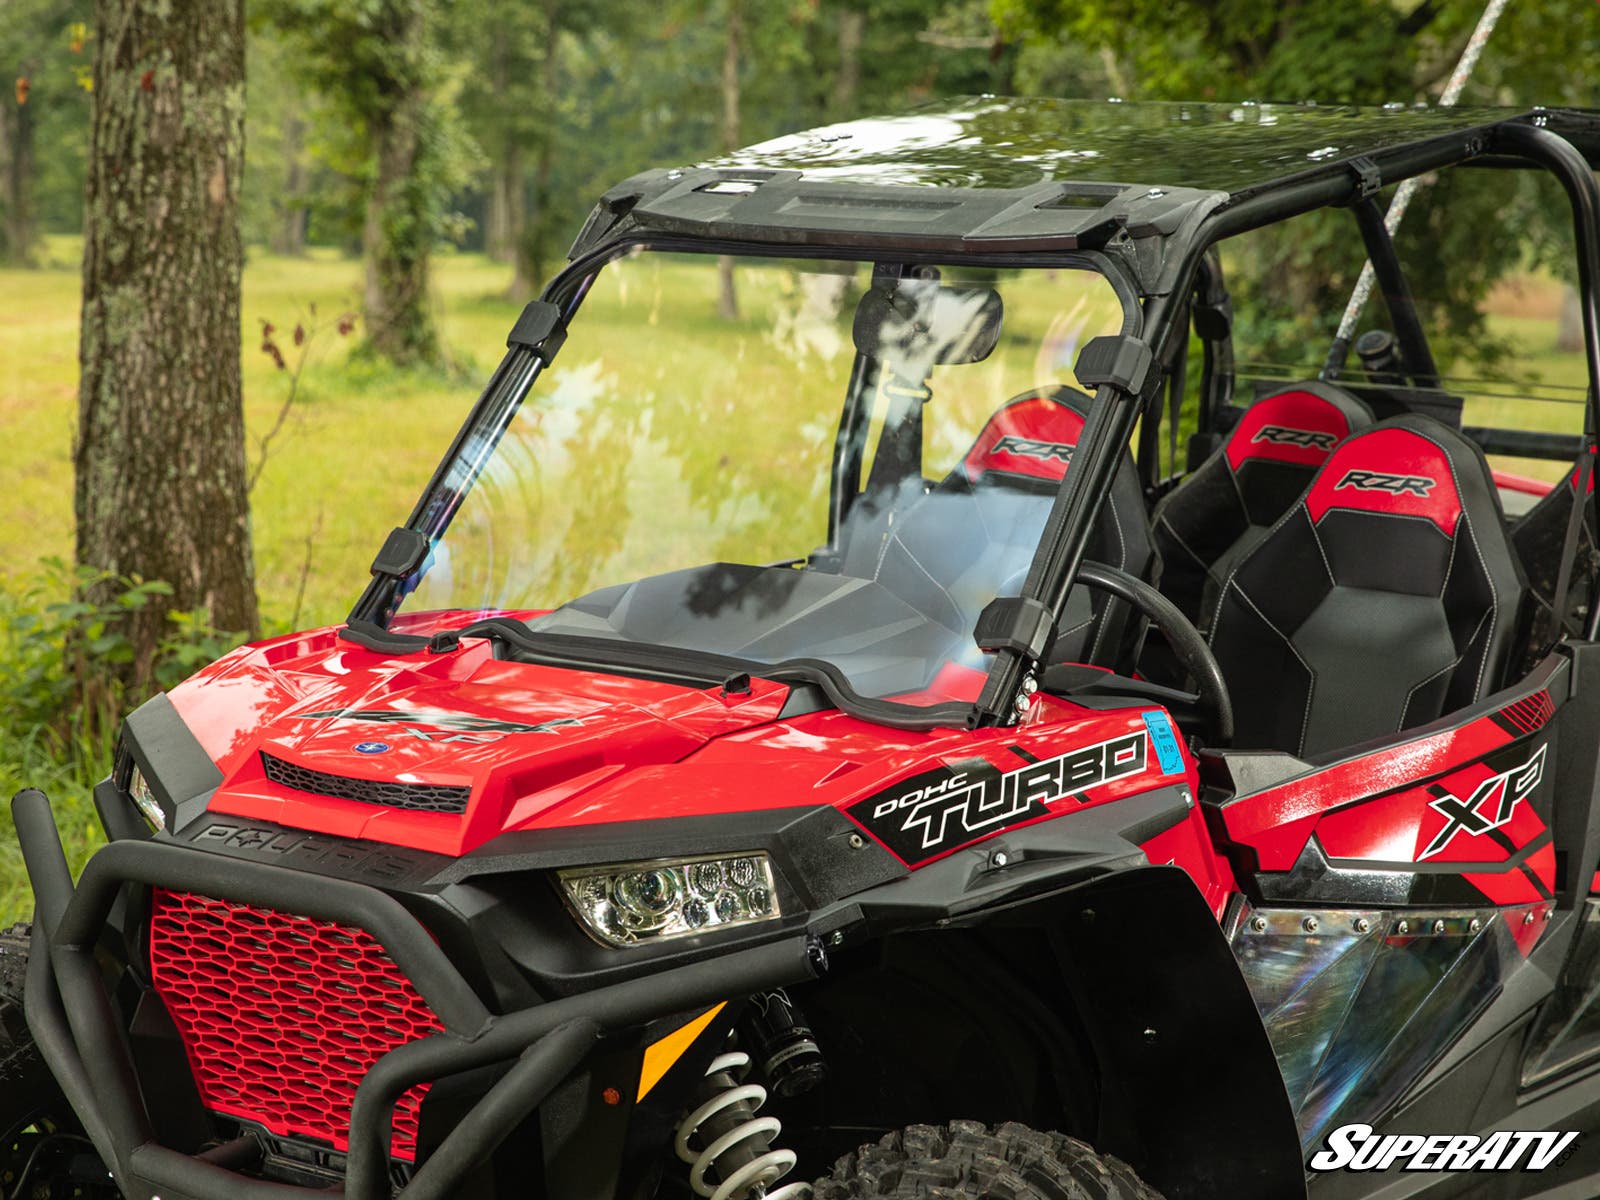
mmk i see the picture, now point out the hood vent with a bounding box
[261,752,470,815]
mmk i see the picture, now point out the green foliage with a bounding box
[0,0,93,261]
[0,558,244,746]
[0,559,247,922]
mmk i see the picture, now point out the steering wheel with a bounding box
[1063,560,1234,744]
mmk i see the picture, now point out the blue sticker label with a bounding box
[353,741,391,755]
[1140,711,1184,776]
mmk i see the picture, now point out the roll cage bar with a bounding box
[350,121,1600,731]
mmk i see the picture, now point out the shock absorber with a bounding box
[673,1041,812,1200]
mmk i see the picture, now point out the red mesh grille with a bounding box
[148,889,442,1162]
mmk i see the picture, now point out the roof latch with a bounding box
[1348,156,1383,202]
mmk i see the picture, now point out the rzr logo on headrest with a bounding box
[1251,425,1337,451]
[1334,469,1436,497]
[992,435,1074,465]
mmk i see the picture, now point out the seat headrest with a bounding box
[959,388,1088,484]
[1225,382,1372,471]
[1304,420,1468,535]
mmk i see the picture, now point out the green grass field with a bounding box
[0,242,1589,922]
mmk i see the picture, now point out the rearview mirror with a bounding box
[852,280,1003,374]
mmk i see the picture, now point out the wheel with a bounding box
[0,922,113,1200]
[814,1120,1164,1200]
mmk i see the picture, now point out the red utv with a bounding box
[7,98,1600,1200]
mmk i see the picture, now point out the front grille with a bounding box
[261,751,471,814]
[149,889,442,1162]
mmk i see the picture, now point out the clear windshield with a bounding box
[395,249,1128,707]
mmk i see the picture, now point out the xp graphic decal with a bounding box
[847,729,1151,866]
[991,435,1074,465]
[1251,425,1338,451]
[1334,470,1436,497]
[1419,743,1547,860]
[295,708,584,745]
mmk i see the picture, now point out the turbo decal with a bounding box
[848,731,1147,865]
[992,435,1074,465]
[1419,743,1547,860]
[1251,425,1337,451]
[1334,470,1436,497]
[296,708,583,745]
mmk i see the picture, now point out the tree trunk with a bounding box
[484,38,519,266]
[1557,283,1584,354]
[272,109,308,257]
[831,8,862,118]
[511,3,559,303]
[361,3,440,366]
[717,0,741,321]
[0,79,36,265]
[486,148,523,265]
[76,0,259,689]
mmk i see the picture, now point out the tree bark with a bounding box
[76,0,259,689]
[0,77,36,265]
[361,2,440,366]
[1557,283,1584,354]
[717,0,741,321]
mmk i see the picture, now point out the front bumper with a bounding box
[11,787,823,1200]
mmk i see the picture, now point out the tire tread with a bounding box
[815,1120,1164,1200]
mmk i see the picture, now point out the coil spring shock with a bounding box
[673,1045,812,1200]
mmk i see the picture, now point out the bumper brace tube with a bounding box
[11,788,823,1200]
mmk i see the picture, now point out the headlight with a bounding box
[559,853,780,947]
[128,766,166,832]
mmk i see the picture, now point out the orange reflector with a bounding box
[637,1002,726,1101]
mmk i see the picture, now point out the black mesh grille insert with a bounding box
[260,752,471,814]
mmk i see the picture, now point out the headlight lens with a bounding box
[128,766,166,832]
[559,853,780,947]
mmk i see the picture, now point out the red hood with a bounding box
[169,625,801,855]
[169,624,1191,863]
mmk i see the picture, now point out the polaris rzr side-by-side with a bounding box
[9,98,1600,1200]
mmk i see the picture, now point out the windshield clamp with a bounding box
[1075,335,1154,396]
[370,526,429,580]
[507,300,568,363]
[974,596,1056,660]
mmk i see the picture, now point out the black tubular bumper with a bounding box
[11,788,824,1200]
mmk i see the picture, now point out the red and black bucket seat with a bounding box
[1208,414,1527,757]
[1152,382,1373,631]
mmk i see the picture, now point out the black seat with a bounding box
[1511,456,1596,656]
[1153,382,1373,631]
[844,386,1157,668]
[1209,415,1526,757]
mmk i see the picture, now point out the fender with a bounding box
[809,793,1305,1200]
